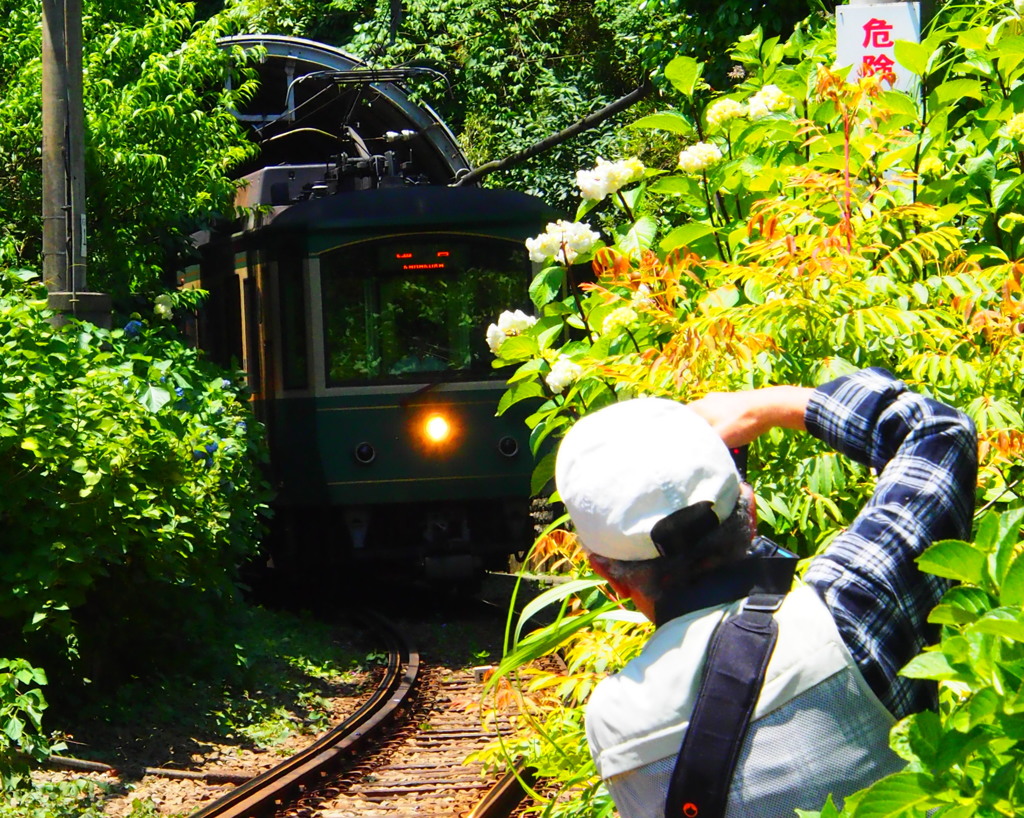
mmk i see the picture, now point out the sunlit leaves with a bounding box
[0,0,259,295]
[0,278,268,694]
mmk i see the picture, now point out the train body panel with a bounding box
[265,385,532,507]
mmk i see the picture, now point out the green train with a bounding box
[185,36,559,582]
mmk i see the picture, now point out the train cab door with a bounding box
[237,249,269,406]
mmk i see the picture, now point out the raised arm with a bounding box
[687,385,811,447]
[693,369,977,718]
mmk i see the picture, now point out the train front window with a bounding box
[320,235,529,385]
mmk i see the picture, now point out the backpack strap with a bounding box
[663,591,786,818]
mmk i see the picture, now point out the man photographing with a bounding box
[554,368,977,818]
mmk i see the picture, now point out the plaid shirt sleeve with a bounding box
[801,367,977,719]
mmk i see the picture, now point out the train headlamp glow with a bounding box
[423,413,452,444]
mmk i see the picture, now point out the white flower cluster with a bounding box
[525,220,601,266]
[633,283,655,308]
[747,84,791,119]
[576,157,645,201]
[1005,113,1024,141]
[486,309,537,355]
[706,98,746,130]
[602,306,638,335]
[154,294,173,320]
[545,356,582,394]
[678,142,723,174]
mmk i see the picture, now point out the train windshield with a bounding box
[320,234,531,384]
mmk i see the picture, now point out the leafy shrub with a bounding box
[0,271,269,677]
[801,509,1024,815]
[0,659,55,790]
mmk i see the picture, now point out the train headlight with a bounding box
[423,413,452,444]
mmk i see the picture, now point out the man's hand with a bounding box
[687,386,812,448]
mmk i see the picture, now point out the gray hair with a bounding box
[589,490,756,603]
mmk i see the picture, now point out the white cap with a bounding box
[555,398,741,561]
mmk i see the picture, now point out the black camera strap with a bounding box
[663,558,796,818]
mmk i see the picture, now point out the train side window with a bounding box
[322,270,381,380]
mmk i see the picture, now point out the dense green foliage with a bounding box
[0,272,268,785]
[0,660,52,789]
[478,1,1024,815]
[0,0,258,296]
[0,0,273,787]
[0,278,266,636]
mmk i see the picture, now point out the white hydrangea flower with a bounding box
[485,309,538,355]
[525,220,601,265]
[576,157,645,201]
[497,309,537,335]
[633,283,655,308]
[485,323,507,354]
[678,142,723,174]
[706,98,746,129]
[747,85,791,119]
[1004,112,1024,141]
[545,356,583,394]
[602,306,638,335]
[153,294,173,320]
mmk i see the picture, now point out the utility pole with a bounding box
[41,0,110,326]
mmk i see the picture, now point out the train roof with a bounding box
[265,186,562,240]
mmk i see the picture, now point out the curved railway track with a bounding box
[185,609,530,818]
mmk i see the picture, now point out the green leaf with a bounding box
[496,379,545,415]
[795,793,843,818]
[969,609,1024,642]
[514,577,607,644]
[894,40,931,76]
[529,265,565,309]
[929,79,983,108]
[890,710,941,766]
[138,385,171,413]
[901,651,959,681]
[536,322,563,353]
[496,334,539,363]
[1001,553,1024,606]
[977,508,1024,586]
[665,56,702,98]
[630,111,696,136]
[917,540,987,586]
[491,602,617,688]
[661,222,715,253]
[530,449,557,496]
[850,772,939,817]
[649,175,702,196]
[617,216,658,258]
[932,586,994,623]
[3,715,24,742]
[935,725,990,773]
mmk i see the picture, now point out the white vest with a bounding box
[585,583,904,818]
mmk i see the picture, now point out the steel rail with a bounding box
[189,610,419,818]
[466,765,536,818]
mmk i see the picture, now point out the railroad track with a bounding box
[187,609,530,818]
